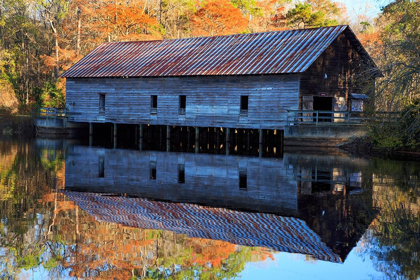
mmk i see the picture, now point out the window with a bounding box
[178,164,185,183]
[150,161,156,180]
[240,96,248,113]
[239,169,247,190]
[351,100,364,112]
[99,94,105,112]
[179,95,186,115]
[151,95,157,114]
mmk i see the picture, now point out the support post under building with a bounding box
[113,123,117,149]
[139,124,143,150]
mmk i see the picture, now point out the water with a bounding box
[0,137,419,279]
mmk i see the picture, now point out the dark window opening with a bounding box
[313,96,333,122]
[178,164,185,184]
[98,156,105,178]
[99,94,105,112]
[179,95,186,115]
[239,169,247,190]
[151,95,158,107]
[151,95,157,114]
[240,96,248,113]
[150,161,156,180]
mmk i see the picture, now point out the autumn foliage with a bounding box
[192,0,248,36]
[84,0,160,41]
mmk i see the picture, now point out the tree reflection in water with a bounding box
[0,138,65,278]
[359,160,420,280]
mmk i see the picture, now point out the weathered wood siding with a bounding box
[65,146,298,214]
[299,33,372,110]
[66,75,299,129]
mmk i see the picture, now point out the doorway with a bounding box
[313,96,333,122]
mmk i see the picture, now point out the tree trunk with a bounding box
[55,32,59,78]
[76,6,82,56]
[50,20,59,79]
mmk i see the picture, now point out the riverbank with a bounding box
[0,114,35,135]
[340,137,420,161]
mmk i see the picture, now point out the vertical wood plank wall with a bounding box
[66,75,299,129]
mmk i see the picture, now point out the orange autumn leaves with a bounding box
[189,238,237,267]
[82,0,159,41]
[77,0,250,39]
[192,0,248,36]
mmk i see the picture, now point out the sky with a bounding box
[336,0,393,20]
[240,231,387,280]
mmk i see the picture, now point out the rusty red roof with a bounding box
[62,25,366,78]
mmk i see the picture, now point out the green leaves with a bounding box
[286,3,312,28]
[36,0,69,21]
[231,0,262,16]
[286,1,340,29]
[40,80,65,108]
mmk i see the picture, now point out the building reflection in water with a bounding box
[64,145,376,266]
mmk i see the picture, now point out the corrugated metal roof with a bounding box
[62,26,353,78]
[64,191,342,263]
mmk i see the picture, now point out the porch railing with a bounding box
[38,107,66,118]
[38,107,397,126]
[286,110,368,126]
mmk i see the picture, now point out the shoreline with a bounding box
[0,115,35,135]
[339,137,420,162]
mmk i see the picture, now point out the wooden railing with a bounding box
[38,107,397,126]
[38,108,66,118]
[286,110,368,126]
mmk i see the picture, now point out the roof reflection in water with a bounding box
[64,191,342,263]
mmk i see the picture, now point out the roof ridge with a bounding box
[101,25,349,45]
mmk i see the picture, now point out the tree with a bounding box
[306,0,341,21]
[377,0,419,106]
[75,0,160,43]
[286,0,343,29]
[231,0,262,17]
[37,0,69,78]
[286,3,319,29]
[0,0,52,107]
[246,0,290,32]
[159,0,196,39]
[192,0,248,36]
[366,0,420,150]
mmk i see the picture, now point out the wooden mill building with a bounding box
[61,25,377,144]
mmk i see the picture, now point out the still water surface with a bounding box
[0,137,419,279]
